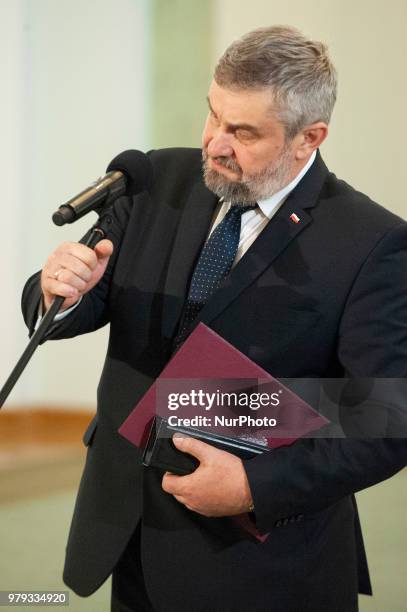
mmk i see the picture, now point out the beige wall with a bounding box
[2,1,406,408]
[213,0,407,219]
[1,0,151,409]
[151,0,213,148]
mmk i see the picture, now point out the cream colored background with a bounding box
[213,0,407,219]
[2,0,406,409]
[1,0,151,408]
[0,2,405,610]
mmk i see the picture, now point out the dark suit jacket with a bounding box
[22,149,407,612]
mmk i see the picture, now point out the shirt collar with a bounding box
[257,150,316,219]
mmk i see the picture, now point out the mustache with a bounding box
[202,150,242,174]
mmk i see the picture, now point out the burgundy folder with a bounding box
[119,323,328,541]
[119,323,328,451]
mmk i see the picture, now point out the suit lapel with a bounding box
[162,151,329,339]
[196,152,330,328]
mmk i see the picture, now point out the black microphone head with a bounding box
[106,149,153,195]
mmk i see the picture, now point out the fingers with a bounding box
[172,433,216,462]
[41,270,81,312]
[53,242,99,269]
[161,471,188,496]
[46,267,86,297]
[162,443,252,517]
[51,253,93,284]
[41,240,114,311]
[161,436,216,501]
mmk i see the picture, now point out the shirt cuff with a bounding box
[34,297,83,331]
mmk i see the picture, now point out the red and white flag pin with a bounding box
[290,213,301,224]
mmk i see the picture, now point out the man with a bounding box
[22,26,407,611]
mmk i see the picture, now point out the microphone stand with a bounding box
[0,208,114,409]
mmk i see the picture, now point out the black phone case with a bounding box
[142,416,270,475]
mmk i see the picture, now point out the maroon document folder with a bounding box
[119,323,328,450]
[119,323,329,541]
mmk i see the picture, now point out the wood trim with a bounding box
[0,407,94,446]
[0,408,94,503]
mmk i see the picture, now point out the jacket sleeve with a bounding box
[243,222,407,533]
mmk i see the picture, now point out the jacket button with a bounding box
[275,519,283,527]
[296,514,304,522]
[282,517,289,526]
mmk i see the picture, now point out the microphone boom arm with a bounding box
[0,148,152,408]
[0,209,115,409]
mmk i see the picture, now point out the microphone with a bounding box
[52,149,153,226]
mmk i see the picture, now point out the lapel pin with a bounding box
[290,213,300,224]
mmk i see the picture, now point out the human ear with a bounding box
[294,122,328,160]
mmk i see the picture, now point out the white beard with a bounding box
[202,146,294,204]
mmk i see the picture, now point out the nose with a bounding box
[204,126,234,158]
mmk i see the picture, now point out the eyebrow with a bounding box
[206,96,261,136]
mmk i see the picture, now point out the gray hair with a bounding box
[214,26,337,139]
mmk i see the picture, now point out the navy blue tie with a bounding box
[175,203,257,345]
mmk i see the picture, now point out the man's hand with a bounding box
[161,434,254,517]
[40,240,114,312]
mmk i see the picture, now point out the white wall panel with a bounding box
[213,0,407,218]
[1,0,151,408]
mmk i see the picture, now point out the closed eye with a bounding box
[234,128,257,142]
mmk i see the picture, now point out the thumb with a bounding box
[172,433,214,462]
[90,240,113,284]
[94,239,114,261]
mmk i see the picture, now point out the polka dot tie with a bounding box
[175,203,257,346]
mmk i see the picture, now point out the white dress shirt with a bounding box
[210,149,316,267]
